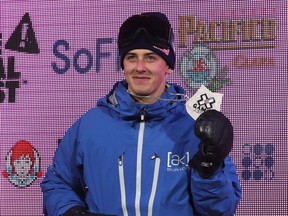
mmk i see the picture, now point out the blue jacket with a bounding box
[41,80,242,216]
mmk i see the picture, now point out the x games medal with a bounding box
[186,85,223,120]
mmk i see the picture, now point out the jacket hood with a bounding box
[97,80,186,122]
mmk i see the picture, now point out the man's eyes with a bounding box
[146,55,156,60]
[126,55,134,58]
[125,55,135,61]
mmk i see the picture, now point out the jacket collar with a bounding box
[97,80,185,122]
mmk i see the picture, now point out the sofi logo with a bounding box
[52,38,121,74]
[167,152,190,172]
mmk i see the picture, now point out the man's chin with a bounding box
[128,89,151,97]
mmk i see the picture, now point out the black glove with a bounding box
[189,109,233,178]
[62,206,114,216]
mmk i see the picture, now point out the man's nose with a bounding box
[136,59,145,71]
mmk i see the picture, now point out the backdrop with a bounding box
[0,0,287,215]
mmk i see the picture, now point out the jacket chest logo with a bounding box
[167,152,190,172]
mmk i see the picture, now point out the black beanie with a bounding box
[118,12,175,70]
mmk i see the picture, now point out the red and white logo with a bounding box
[2,140,42,187]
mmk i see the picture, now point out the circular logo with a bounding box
[2,140,42,187]
[180,44,218,90]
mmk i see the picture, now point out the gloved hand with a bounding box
[189,109,233,178]
[63,206,114,216]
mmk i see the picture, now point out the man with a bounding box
[41,12,242,216]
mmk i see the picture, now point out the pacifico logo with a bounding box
[178,15,277,91]
[178,16,276,49]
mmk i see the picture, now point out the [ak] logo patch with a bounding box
[167,152,190,172]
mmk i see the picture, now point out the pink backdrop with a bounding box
[0,1,287,215]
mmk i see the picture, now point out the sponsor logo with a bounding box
[2,140,42,187]
[0,54,21,103]
[5,13,39,54]
[167,152,190,172]
[180,44,230,91]
[0,12,39,103]
[178,16,276,50]
[194,93,215,112]
[52,38,115,74]
[232,55,275,68]
[153,46,170,55]
[241,143,275,180]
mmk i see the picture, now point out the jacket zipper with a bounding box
[118,111,160,216]
[135,114,145,216]
[118,154,128,216]
[148,154,160,216]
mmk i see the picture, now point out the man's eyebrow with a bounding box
[144,52,156,55]
[125,52,136,55]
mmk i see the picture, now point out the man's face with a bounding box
[123,49,172,103]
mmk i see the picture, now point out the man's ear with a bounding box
[166,68,173,75]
